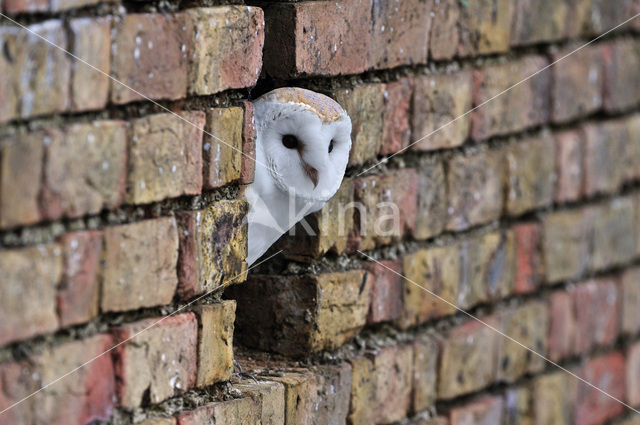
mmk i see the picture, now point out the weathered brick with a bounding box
[628,342,640,407]
[265,370,316,425]
[572,278,620,354]
[503,386,532,425]
[412,71,472,151]
[194,301,236,387]
[350,169,418,250]
[548,291,576,362]
[177,397,260,425]
[310,363,352,425]
[186,6,264,95]
[457,0,511,57]
[554,130,584,203]
[412,335,439,413]
[472,57,550,141]
[230,271,371,355]
[127,112,204,204]
[513,223,542,294]
[50,0,109,11]
[69,17,111,112]
[446,150,504,231]
[233,380,285,425]
[542,209,591,283]
[438,318,501,399]
[364,259,403,324]
[625,114,640,181]
[135,417,176,425]
[429,0,459,60]
[239,100,257,185]
[176,201,248,299]
[112,313,197,409]
[347,354,376,425]
[449,397,503,425]
[603,39,640,112]
[532,372,576,425]
[332,84,385,165]
[504,134,555,216]
[551,45,603,123]
[575,352,626,425]
[0,334,115,425]
[41,121,127,220]
[413,158,447,240]
[262,0,371,77]
[497,301,548,383]
[583,121,628,196]
[590,198,636,271]
[374,345,413,424]
[57,231,101,327]
[409,418,449,425]
[381,78,413,155]
[622,267,640,336]
[397,245,459,329]
[203,107,243,189]
[510,0,568,46]
[3,0,46,13]
[0,244,61,346]
[101,217,179,312]
[370,0,433,69]
[111,13,189,104]
[578,0,636,36]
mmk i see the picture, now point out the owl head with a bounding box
[252,87,352,202]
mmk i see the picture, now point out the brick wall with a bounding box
[1,0,640,424]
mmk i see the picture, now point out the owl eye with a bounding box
[328,140,335,153]
[282,134,299,149]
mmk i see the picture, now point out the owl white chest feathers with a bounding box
[245,87,352,265]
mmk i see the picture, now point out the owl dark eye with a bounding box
[282,134,299,149]
[328,140,335,153]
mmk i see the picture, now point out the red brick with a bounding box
[628,342,640,407]
[449,396,503,425]
[622,267,640,336]
[262,0,372,78]
[3,0,46,13]
[413,158,447,240]
[69,17,111,112]
[603,39,640,113]
[571,279,620,354]
[548,291,576,362]
[472,57,550,141]
[50,0,110,11]
[381,78,413,155]
[0,334,115,425]
[457,0,511,57]
[41,121,128,220]
[239,100,257,184]
[370,0,433,69]
[412,335,439,413]
[554,130,584,203]
[0,244,61,346]
[57,231,102,327]
[186,6,264,95]
[446,150,504,231]
[510,0,568,46]
[127,112,204,204]
[575,352,626,425]
[111,13,189,104]
[374,345,413,424]
[583,121,628,196]
[101,217,179,312]
[551,45,603,123]
[111,313,198,408]
[513,223,542,294]
[177,397,260,425]
[364,259,403,324]
[411,71,472,151]
[429,0,459,60]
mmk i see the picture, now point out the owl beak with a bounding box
[302,161,319,188]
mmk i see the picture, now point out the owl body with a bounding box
[245,88,352,265]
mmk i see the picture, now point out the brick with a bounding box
[413,159,447,240]
[0,244,61,346]
[266,370,316,425]
[194,301,236,387]
[347,355,376,425]
[57,231,101,327]
[136,418,176,425]
[446,150,504,231]
[112,313,197,408]
[449,396,503,425]
[332,84,385,165]
[554,130,584,203]
[350,169,418,250]
[625,114,640,181]
[127,112,204,204]
[239,100,257,184]
[111,13,189,104]
[374,345,413,424]
[409,419,449,425]
[203,107,243,189]
[370,0,433,69]
[381,78,413,155]
[513,223,542,294]
[532,372,576,425]
[542,209,591,283]
[575,352,626,425]
[429,0,459,60]
[412,336,439,413]
[262,0,371,77]
[186,6,264,95]
[41,121,127,220]
[503,387,532,425]
[177,397,260,425]
[551,45,603,123]
[583,121,628,196]
[101,217,179,312]
[438,318,500,399]
[411,71,472,151]
[69,17,111,112]
[579,0,636,36]
[603,39,640,112]
[364,259,403,324]
[548,291,576,362]
[590,198,636,271]
[50,0,107,11]
[397,245,460,329]
[497,301,548,383]
[504,134,555,216]
[457,0,511,57]
[0,334,115,425]
[0,130,47,229]
[3,0,46,13]
[233,380,285,425]
[472,57,550,141]
[622,267,640,335]
[572,279,620,354]
[176,201,248,299]
[310,363,352,425]
[230,271,371,355]
[510,0,568,46]
[628,342,640,407]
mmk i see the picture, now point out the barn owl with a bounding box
[245,87,352,265]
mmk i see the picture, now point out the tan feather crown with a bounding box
[257,87,346,124]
